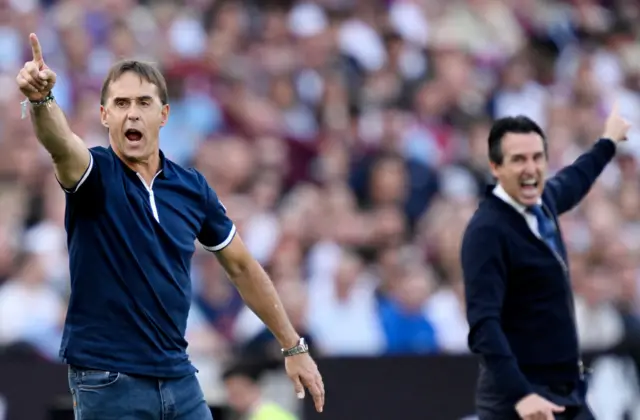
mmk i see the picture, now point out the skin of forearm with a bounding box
[30,102,78,162]
[228,260,300,349]
[30,102,89,189]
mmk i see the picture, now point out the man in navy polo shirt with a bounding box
[16,33,324,419]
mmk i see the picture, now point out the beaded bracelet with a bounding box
[21,92,55,119]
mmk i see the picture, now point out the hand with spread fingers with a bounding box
[16,33,57,102]
[285,352,325,413]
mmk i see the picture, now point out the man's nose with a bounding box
[524,159,537,175]
[126,103,141,121]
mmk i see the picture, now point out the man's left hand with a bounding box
[285,353,325,413]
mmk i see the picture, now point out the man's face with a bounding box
[490,132,547,207]
[100,72,169,163]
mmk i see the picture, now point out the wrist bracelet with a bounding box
[21,92,55,119]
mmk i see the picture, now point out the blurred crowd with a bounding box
[1,0,640,412]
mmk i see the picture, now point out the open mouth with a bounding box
[125,129,143,142]
[520,178,538,193]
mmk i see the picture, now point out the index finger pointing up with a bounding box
[29,33,44,65]
[610,99,620,115]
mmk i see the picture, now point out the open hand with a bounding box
[284,352,325,413]
[602,100,632,143]
[515,393,565,420]
[16,33,57,102]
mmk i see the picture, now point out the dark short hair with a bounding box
[100,60,169,106]
[487,115,546,165]
[221,361,263,383]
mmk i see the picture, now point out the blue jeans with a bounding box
[68,365,213,420]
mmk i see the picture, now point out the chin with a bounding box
[122,144,149,160]
[519,197,538,206]
[518,192,541,207]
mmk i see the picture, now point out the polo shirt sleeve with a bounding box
[57,148,100,194]
[198,183,237,252]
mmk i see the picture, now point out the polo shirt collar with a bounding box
[108,146,172,179]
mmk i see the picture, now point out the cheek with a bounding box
[147,112,164,127]
[106,111,124,126]
[499,166,520,182]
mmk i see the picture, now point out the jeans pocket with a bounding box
[76,369,121,390]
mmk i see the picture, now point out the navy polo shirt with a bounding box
[59,146,235,378]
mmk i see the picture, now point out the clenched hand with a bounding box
[16,33,57,102]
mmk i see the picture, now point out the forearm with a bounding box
[228,260,300,349]
[30,101,89,187]
[30,101,77,160]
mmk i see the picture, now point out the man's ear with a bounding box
[100,105,108,128]
[160,104,170,127]
[489,161,501,179]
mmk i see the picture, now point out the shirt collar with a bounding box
[492,184,541,214]
[108,147,172,179]
[157,150,171,178]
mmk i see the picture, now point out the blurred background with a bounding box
[1,0,640,419]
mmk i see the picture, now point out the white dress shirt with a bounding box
[492,184,542,238]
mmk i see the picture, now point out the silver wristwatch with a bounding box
[281,337,309,357]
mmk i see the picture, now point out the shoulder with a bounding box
[164,159,209,190]
[255,403,296,420]
[86,146,118,174]
[163,159,223,207]
[461,201,508,250]
[541,189,559,214]
[88,146,114,162]
[463,200,506,236]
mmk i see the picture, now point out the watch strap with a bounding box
[281,337,309,357]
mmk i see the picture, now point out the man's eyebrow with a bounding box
[113,96,154,101]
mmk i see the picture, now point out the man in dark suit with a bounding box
[461,105,631,420]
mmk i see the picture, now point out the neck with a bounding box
[111,143,161,183]
[493,184,529,211]
[130,155,161,183]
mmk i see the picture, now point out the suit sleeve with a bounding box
[461,223,533,401]
[545,138,616,215]
[197,182,236,252]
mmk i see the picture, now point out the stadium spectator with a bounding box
[222,362,298,420]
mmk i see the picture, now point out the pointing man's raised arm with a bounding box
[16,33,90,191]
